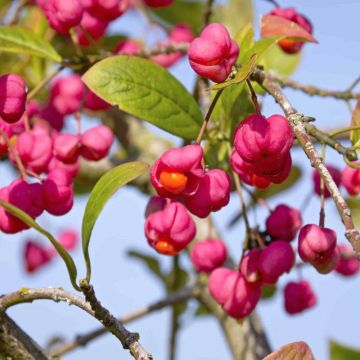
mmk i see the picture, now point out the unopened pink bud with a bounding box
[59,229,78,250]
[48,156,79,178]
[144,202,196,255]
[114,39,142,55]
[15,127,53,174]
[191,239,227,273]
[208,268,261,319]
[335,244,360,276]
[24,241,51,273]
[284,280,317,314]
[80,125,114,161]
[341,165,360,196]
[50,75,85,116]
[234,114,293,164]
[189,23,239,83]
[0,74,27,123]
[266,204,302,241]
[85,90,111,111]
[184,169,231,218]
[44,0,83,34]
[76,11,108,46]
[298,224,337,265]
[53,133,80,163]
[258,240,295,284]
[240,248,262,283]
[42,169,74,215]
[82,0,129,21]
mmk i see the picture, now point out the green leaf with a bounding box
[210,53,257,91]
[0,199,79,291]
[350,100,360,145]
[264,341,314,360]
[330,340,360,360]
[82,161,149,281]
[235,23,255,64]
[149,0,203,34]
[262,41,302,76]
[82,56,203,140]
[216,0,254,37]
[128,250,164,281]
[0,27,61,62]
[345,197,360,228]
[228,166,302,228]
[212,82,254,137]
[242,36,284,66]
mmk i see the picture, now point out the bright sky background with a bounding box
[1,1,360,359]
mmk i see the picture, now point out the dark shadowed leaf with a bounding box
[330,340,360,360]
[261,15,317,43]
[82,56,202,140]
[261,285,277,300]
[264,341,314,360]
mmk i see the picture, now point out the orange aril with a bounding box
[159,170,188,194]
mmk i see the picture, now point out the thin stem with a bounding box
[305,124,357,161]
[348,75,360,91]
[28,66,63,100]
[0,129,27,179]
[0,288,93,316]
[269,71,360,101]
[7,0,27,25]
[169,256,180,360]
[50,287,195,357]
[329,125,360,138]
[79,279,152,360]
[246,79,261,115]
[319,143,326,228]
[195,89,223,144]
[231,171,251,235]
[203,0,215,26]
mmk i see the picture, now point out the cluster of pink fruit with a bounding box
[145,144,231,255]
[34,0,175,47]
[0,72,114,233]
[190,206,359,318]
[24,229,78,273]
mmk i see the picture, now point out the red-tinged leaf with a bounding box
[350,100,360,146]
[264,341,315,360]
[261,15,318,43]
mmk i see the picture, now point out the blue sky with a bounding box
[1,1,360,359]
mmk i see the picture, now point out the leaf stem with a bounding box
[195,89,223,144]
[28,66,63,100]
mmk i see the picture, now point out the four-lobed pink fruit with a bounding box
[335,244,360,276]
[298,224,338,274]
[191,239,227,273]
[269,7,313,54]
[189,23,239,83]
[284,280,317,314]
[24,240,51,273]
[42,168,74,216]
[80,125,114,161]
[208,268,261,319]
[341,165,360,196]
[266,204,302,241]
[0,74,27,123]
[144,202,196,255]
[43,0,83,34]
